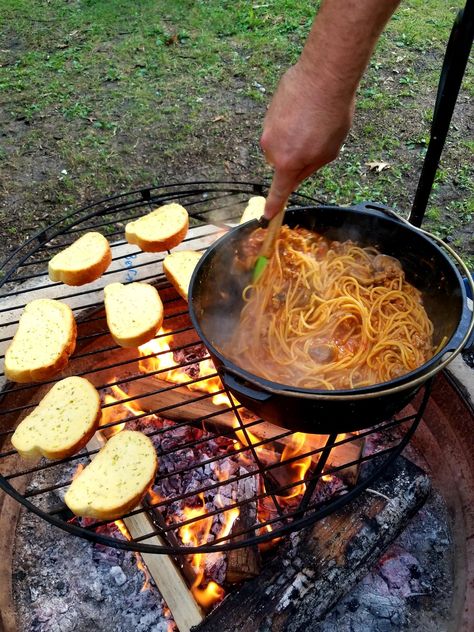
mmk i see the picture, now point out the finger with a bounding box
[264,163,318,219]
[264,169,299,220]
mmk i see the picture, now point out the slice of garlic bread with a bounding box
[240,196,265,224]
[5,299,77,383]
[11,377,101,460]
[48,232,112,286]
[64,430,158,520]
[163,250,202,301]
[104,282,163,348]
[125,203,189,252]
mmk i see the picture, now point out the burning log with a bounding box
[125,375,365,485]
[195,457,431,632]
[226,473,261,583]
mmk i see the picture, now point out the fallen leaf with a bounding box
[165,34,179,46]
[366,161,391,173]
[212,115,225,123]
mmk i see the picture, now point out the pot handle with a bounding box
[444,295,474,353]
[350,202,408,224]
[413,228,474,355]
[219,367,273,403]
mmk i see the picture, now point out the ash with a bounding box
[13,508,174,632]
[317,490,453,631]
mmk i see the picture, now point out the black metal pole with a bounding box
[409,0,474,227]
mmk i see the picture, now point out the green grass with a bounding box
[0,0,472,258]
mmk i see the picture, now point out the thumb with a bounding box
[264,169,298,220]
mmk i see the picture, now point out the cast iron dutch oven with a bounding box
[189,204,474,434]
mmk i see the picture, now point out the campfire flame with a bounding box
[232,420,269,463]
[72,463,84,481]
[101,383,144,436]
[178,493,227,608]
[214,468,240,541]
[139,329,233,407]
[139,329,191,385]
[278,432,312,499]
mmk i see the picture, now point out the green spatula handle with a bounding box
[252,207,286,281]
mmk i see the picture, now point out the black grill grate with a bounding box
[0,181,429,554]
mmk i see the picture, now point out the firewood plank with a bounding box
[195,457,431,632]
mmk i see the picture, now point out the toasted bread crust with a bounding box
[48,232,112,286]
[5,300,77,383]
[125,203,189,252]
[163,250,202,301]
[240,196,266,224]
[11,377,102,460]
[64,430,158,520]
[104,282,163,348]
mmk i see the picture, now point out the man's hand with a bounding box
[260,62,354,219]
[260,0,401,220]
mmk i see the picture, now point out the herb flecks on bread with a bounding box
[11,377,101,460]
[104,282,163,348]
[163,250,202,301]
[48,232,112,286]
[5,298,77,383]
[125,203,189,252]
[64,430,158,520]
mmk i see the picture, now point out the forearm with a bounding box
[299,0,401,100]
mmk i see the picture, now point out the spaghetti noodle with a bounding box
[225,226,434,390]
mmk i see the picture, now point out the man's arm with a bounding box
[261,0,401,219]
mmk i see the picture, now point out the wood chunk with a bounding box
[196,457,431,632]
[226,474,261,583]
[128,376,364,485]
[327,434,365,486]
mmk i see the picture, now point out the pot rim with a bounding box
[188,204,474,402]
